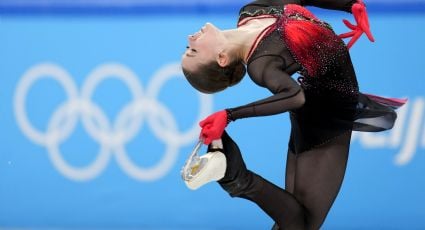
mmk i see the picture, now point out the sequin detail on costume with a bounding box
[239,7,282,22]
[239,4,359,100]
[298,76,359,102]
[282,4,347,78]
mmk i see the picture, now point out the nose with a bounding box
[188,34,197,42]
[205,22,214,30]
[189,31,201,40]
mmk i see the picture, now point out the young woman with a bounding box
[181,0,405,229]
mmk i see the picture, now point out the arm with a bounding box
[239,0,303,15]
[301,0,357,13]
[198,55,304,144]
[241,0,357,13]
[227,55,305,121]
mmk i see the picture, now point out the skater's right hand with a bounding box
[199,110,228,145]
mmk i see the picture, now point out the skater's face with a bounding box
[181,22,228,72]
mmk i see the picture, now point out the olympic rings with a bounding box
[14,62,213,181]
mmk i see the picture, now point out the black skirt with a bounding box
[288,92,406,154]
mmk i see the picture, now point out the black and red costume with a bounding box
[212,0,406,229]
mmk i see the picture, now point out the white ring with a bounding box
[14,62,213,181]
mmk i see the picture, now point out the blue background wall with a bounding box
[0,1,424,229]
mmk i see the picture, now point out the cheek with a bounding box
[202,37,220,54]
[181,56,194,71]
[199,33,216,47]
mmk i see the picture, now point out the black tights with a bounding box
[217,131,352,230]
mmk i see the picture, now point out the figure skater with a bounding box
[181,0,406,229]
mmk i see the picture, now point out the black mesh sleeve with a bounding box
[302,0,357,13]
[240,0,357,14]
[239,0,302,15]
[226,55,305,121]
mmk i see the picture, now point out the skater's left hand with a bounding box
[199,110,228,145]
[339,0,375,49]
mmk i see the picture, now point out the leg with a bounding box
[217,131,306,230]
[292,131,352,230]
[271,149,296,230]
[285,149,297,194]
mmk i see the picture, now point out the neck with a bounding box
[222,18,276,62]
[221,29,255,61]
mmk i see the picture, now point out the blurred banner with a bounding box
[1,0,425,13]
[0,1,424,230]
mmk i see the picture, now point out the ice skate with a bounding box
[181,139,226,190]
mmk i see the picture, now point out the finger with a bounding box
[200,126,211,139]
[364,28,375,42]
[202,137,211,146]
[201,124,212,132]
[200,135,212,145]
[202,138,210,145]
[359,16,375,42]
[204,137,212,145]
[201,126,212,136]
[362,10,370,28]
[342,19,357,30]
[339,31,355,39]
[347,31,362,49]
[199,118,212,127]
[200,134,207,144]
[346,38,356,49]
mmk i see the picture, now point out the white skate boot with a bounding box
[181,139,226,190]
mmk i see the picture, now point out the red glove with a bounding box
[199,110,228,145]
[339,0,375,49]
